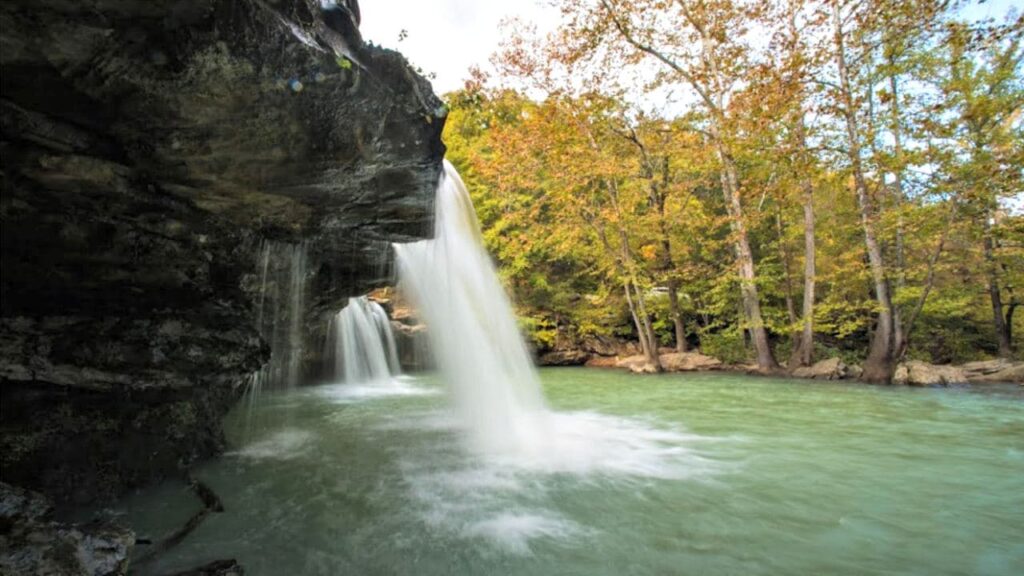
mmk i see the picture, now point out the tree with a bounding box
[549,0,781,370]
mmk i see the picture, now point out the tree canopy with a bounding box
[442,0,1023,377]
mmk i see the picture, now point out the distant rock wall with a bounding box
[1,0,444,505]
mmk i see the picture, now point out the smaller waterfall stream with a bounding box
[247,241,310,400]
[325,296,401,383]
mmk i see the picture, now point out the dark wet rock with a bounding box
[581,335,639,358]
[580,336,619,357]
[0,483,53,529]
[533,334,639,368]
[1,0,443,505]
[0,482,134,575]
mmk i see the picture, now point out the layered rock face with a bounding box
[1,0,444,505]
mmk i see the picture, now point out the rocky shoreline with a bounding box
[538,343,1024,387]
[384,302,1023,386]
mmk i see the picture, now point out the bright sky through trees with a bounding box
[361,0,1019,95]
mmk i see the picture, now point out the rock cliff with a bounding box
[1,0,444,505]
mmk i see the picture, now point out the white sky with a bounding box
[359,0,1017,98]
[360,0,558,96]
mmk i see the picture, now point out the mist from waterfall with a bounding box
[394,161,550,455]
[325,296,401,384]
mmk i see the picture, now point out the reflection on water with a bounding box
[103,370,1023,576]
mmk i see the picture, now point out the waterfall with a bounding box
[394,161,550,455]
[325,296,401,383]
[247,240,310,403]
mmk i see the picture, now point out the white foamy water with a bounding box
[464,512,585,554]
[392,405,729,555]
[316,376,437,403]
[229,429,314,460]
[325,296,401,384]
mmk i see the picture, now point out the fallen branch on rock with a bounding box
[163,559,245,576]
[134,474,225,566]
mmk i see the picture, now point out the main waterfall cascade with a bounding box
[394,161,704,481]
[394,161,550,455]
[325,296,401,383]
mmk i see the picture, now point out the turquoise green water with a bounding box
[113,369,1023,575]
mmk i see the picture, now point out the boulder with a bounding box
[847,364,864,379]
[893,360,968,386]
[629,362,661,374]
[962,359,1024,384]
[585,356,620,368]
[0,482,134,576]
[581,336,640,357]
[791,357,848,380]
[538,350,591,366]
[580,336,619,357]
[614,355,663,374]
[659,352,723,372]
[615,355,649,371]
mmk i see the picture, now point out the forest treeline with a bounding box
[441,0,1023,381]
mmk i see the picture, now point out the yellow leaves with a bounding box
[640,244,659,261]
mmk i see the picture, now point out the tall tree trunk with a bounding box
[624,281,650,358]
[667,282,688,352]
[888,62,909,356]
[1007,302,1017,347]
[624,280,662,370]
[719,148,779,370]
[633,281,662,366]
[790,170,817,368]
[653,156,688,353]
[896,202,955,360]
[833,1,895,382]
[784,3,816,369]
[776,209,798,334]
[984,220,1013,357]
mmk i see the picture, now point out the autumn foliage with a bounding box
[443,0,1023,379]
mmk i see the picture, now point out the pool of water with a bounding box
[105,369,1023,575]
